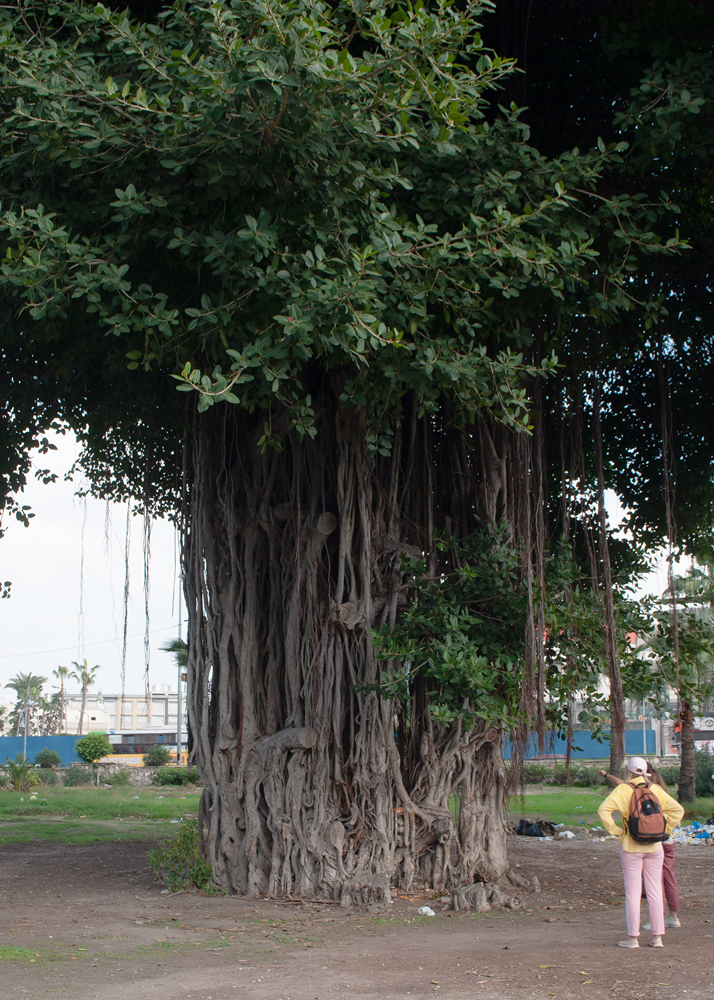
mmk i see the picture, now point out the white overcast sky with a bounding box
[0,431,182,706]
[0,430,677,710]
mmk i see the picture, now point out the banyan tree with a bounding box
[0,1,703,903]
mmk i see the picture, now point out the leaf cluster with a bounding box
[0,0,685,506]
[371,526,527,727]
[74,732,114,764]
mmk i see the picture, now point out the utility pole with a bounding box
[22,700,36,759]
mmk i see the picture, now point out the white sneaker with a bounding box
[644,916,681,931]
[618,937,639,949]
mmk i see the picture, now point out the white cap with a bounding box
[626,756,648,775]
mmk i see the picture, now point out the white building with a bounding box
[64,684,185,735]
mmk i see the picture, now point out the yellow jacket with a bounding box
[597,777,684,853]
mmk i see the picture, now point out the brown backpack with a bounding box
[625,779,667,844]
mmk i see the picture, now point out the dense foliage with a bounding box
[75,732,113,764]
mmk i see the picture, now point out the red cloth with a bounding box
[662,842,680,913]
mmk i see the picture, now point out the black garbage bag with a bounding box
[516,818,545,837]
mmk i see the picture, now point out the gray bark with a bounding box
[182,402,532,905]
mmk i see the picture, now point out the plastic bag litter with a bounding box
[417,906,436,916]
[558,830,576,839]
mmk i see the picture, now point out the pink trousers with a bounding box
[620,845,664,937]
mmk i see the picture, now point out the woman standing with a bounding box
[598,757,684,948]
[598,762,682,928]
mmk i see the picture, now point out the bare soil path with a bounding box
[2,836,713,1000]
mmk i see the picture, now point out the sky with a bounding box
[0,431,183,706]
[0,430,680,710]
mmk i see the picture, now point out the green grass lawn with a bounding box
[0,786,201,846]
[509,787,605,826]
[509,787,714,828]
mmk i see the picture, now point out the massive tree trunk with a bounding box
[182,398,528,906]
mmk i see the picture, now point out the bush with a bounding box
[62,766,93,787]
[522,762,551,784]
[694,747,714,798]
[571,765,605,787]
[148,817,214,893]
[143,745,172,767]
[109,768,132,786]
[5,754,33,791]
[75,732,113,764]
[656,764,680,789]
[34,748,62,769]
[151,766,201,786]
[39,769,59,787]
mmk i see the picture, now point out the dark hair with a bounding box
[646,764,668,791]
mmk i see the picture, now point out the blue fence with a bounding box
[504,729,657,760]
[0,728,657,767]
[0,735,82,765]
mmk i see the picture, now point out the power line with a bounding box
[0,624,178,660]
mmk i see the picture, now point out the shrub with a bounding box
[151,766,201,786]
[75,732,113,764]
[571,765,605,787]
[656,764,680,789]
[34,748,62,769]
[694,747,714,798]
[5,754,32,791]
[148,817,214,894]
[39,769,59,787]
[62,766,93,787]
[143,745,172,767]
[522,762,550,784]
[109,768,132,786]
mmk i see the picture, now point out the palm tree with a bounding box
[161,638,188,764]
[69,660,101,735]
[52,666,70,733]
[5,672,46,735]
[160,638,187,667]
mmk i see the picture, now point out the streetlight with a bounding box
[22,700,37,759]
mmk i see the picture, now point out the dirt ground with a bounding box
[2,835,714,1000]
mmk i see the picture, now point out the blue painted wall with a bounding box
[1,729,657,766]
[504,729,657,759]
[0,735,81,765]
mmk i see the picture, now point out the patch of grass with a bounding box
[509,787,605,826]
[510,787,714,828]
[0,818,183,846]
[0,946,43,963]
[0,786,201,824]
[682,796,714,821]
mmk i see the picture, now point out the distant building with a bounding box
[64,685,185,735]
